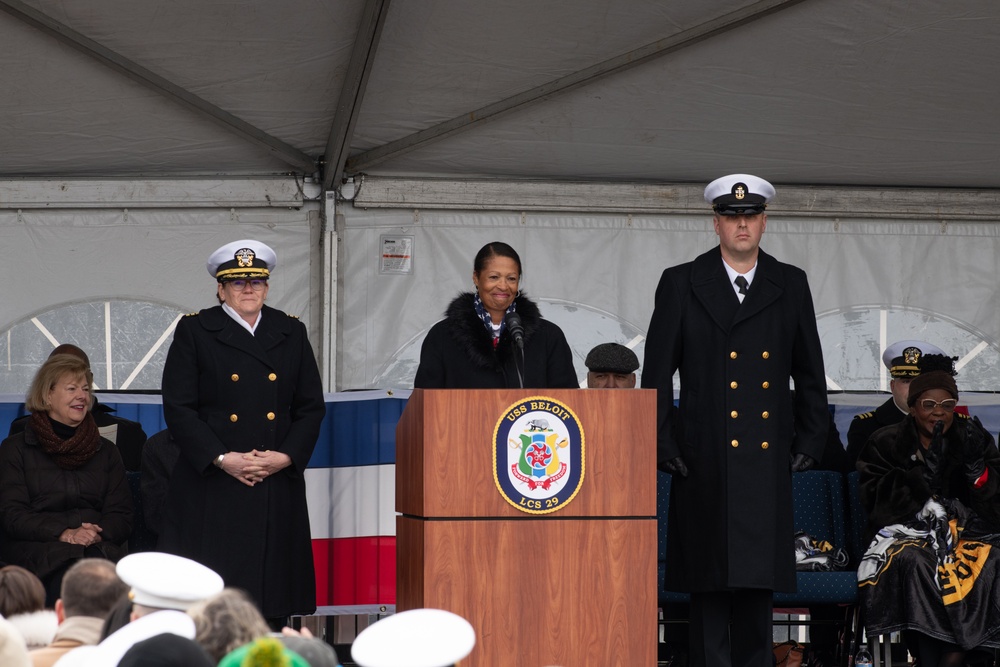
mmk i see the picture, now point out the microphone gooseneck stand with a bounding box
[504,312,526,389]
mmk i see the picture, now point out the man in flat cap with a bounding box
[642,174,828,667]
[845,340,945,467]
[584,342,639,388]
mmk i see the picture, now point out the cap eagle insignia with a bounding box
[235,248,256,268]
[903,347,921,365]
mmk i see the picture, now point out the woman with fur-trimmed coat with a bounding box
[857,358,1000,665]
[414,242,578,389]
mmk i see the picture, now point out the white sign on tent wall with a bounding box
[379,235,414,275]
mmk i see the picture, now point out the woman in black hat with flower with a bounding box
[858,354,1000,666]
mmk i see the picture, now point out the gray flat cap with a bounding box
[585,343,639,374]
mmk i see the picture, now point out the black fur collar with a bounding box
[442,292,543,371]
[887,413,968,464]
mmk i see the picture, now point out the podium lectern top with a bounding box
[396,388,656,519]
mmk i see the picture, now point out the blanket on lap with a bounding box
[859,498,1000,650]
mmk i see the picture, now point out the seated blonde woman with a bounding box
[0,354,132,606]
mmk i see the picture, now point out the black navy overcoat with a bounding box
[159,304,325,617]
[642,246,828,593]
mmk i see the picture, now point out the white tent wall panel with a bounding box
[338,201,1000,392]
[0,204,323,363]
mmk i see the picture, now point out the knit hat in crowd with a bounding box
[218,637,310,667]
[118,633,214,667]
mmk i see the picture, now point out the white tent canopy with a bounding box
[1,0,998,393]
[1,0,997,186]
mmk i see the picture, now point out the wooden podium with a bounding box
[396,389,657,666]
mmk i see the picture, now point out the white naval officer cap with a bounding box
[206,239,277,280]
[116,552,224,611]
[704,173,775,215]
[351,608,476,667]
[881,340,946,378]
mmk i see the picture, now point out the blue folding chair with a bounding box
[656,471,689,661]
[773,470,861,666]
[658,470,862,665]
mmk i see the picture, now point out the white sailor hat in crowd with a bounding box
[704,173,775,215]
[206,239,277,280]
[116,552,224,611]
[881,340,946,378]
[351,608,476,667]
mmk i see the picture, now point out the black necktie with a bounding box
[735,276,749,295]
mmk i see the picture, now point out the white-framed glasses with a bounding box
[225,279,267,292]
[918,398,958,412]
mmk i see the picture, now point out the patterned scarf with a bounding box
[473,292,517,347]
[30,411,101,470]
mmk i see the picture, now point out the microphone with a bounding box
[932,419,946,455]
[505,312,525,350]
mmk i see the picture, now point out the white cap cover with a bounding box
[116,552,224,611]
[351,608,476,667]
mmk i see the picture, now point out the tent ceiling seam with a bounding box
[344,0,810,174]
[0,0,317,174]
[350,176,1000,221]
[322,0,391,192]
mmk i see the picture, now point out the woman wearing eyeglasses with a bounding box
[159,239,325,630]
[857,354,1000,666]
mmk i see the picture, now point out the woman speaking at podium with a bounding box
[413,241,577,389]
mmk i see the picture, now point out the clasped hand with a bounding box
[790,452,815,473]
[663,456,689,478]
[220,449,292,487]
[59,522,103,546]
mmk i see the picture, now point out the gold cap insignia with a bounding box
[733,184,746,200]
[903,346,921,365]
[235,248,256,268]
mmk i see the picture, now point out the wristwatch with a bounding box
[213,453,226,468]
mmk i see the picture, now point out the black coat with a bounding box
[858,413,1000,544]
[139,428,178,539]
[413,293,578,389]
[0,422,132,578]
[642,246,828,593]
[846,397,905,468]
[159,305,326,618]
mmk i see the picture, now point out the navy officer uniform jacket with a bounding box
[846,397,905,468]
[642,246,828,593]
[159,304,326,618]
